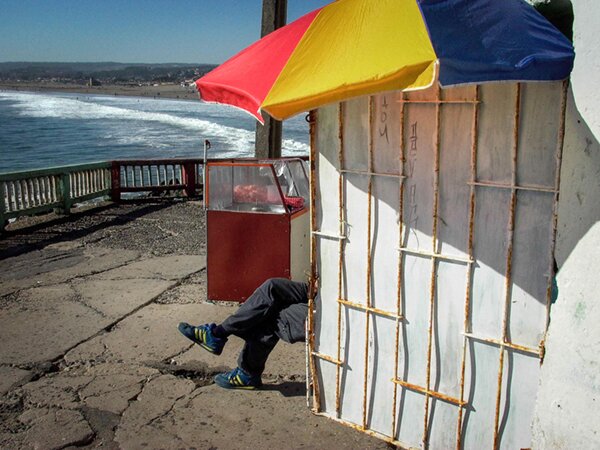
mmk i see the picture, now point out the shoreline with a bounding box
[0,81,199,101]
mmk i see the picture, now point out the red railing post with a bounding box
[110,161,121,202]
[183,162,196,198]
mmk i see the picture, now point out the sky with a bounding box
[0,0,331,64]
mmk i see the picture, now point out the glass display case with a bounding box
[206,158,310,302]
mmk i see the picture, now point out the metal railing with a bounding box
[1,162,112,228]
[110,159,204,200]
[0,156,309,231]
[0,158,209,231]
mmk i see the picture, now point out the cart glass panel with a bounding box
[271,159,310,209]
[207,163,286,214]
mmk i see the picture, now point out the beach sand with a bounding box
[0,81,199,101]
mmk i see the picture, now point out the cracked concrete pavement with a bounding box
[0,202,388,449]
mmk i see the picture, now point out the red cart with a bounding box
[206,158,310,302]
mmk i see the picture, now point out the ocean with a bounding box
[0,90,310,173]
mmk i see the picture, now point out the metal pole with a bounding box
[335,102,345,417]
[422,84,442,449]
[308,109,321,412]
[391,91,406,439]
[457,84,480,449]
[255,0,287,159]
[493,83,521,450]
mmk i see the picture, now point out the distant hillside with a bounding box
[0,62,217,84]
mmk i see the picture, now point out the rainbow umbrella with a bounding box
[195,0,573,123]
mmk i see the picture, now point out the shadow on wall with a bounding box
[533,0,574,42]
[533,0,599,270]
[555,88,600,267]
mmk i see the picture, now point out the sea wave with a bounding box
[0,91,309,154]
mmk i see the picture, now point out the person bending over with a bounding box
[178,278,309,390]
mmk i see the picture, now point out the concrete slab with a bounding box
[0,366,32,395]
[16,408,94,450]
[93,255,206,281]
[155,282,207,304]
[0,202,390,449]
[0,285,112,365]
[64,303,233,365]
[0,246,140,296]
[79,363,158,415]
[138,383,390,450]
[72,278,175,319]
[23,373,94,410]
[21,362,159,415]
[114,374,196,450]
[63,301,304,378]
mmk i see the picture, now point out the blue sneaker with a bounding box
[177,322,227,355]
[214,367,262,390]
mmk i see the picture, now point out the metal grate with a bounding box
[308,79,569,449]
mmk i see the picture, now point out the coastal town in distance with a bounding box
[0,61,217,100]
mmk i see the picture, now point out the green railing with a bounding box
[0,156,307,231]
[0,162,112,229]
[0,159,213,231]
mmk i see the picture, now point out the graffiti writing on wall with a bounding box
[379,95,389,144]
[407,121,418,230]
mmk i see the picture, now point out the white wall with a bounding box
[532,0,600,447]
[314,81,564,448]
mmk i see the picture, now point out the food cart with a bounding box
[205,158,310,302]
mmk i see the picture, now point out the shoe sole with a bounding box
[199,342,222,355]
[214,379,261,390]
[178,324,222,355]
[214,374,262,390]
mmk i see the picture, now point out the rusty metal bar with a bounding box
[308,109,321,413]
[338,298,404,320]
[457,84,480,450]
[423,84,442,449]
[335,101,346,417]
[493,83,521,450]
[463,333,542,357]
[397,247,474,264]
[312,351,343,366]
[468,180,556,193]
[311,230,347,241]
[340,169,406,179]
[391,91,406,439]
[362,95,375,430]
[397,100,481,105]
[543,79,569,353]
[392,379,468,407]
[306,321,310,408]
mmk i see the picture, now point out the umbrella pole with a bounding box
[254,0,287,159]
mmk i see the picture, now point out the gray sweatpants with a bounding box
[220,278,309,376]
